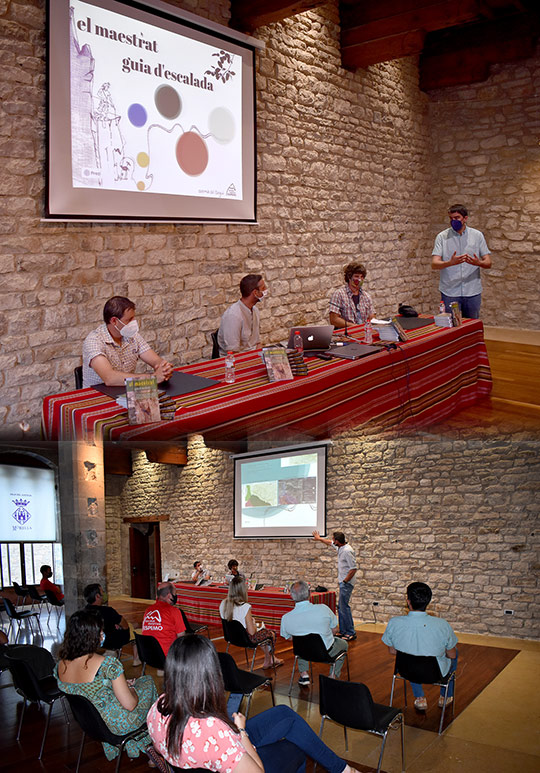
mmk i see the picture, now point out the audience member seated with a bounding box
[191,561,212,586]
[142,582,185,656]
[217,274,267,357]
[39,564,64,603]
[82,295,173,388]
[55,609,157,761]
[280,580,348,687]
[84,582,140,665]
[329,261,374,328]
[147,633,358,773]
[225,558,245,584]
[220,577,282,670]
[382,581,458,711]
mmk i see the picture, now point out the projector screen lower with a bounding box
[0,465,58,542]
[234,445,327,539]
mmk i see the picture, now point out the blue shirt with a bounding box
[280,601,337,650]
[382,610,458,676]
[432,226,490,297]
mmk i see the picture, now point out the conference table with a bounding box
[41,319,492,443]
[173,581,337,633]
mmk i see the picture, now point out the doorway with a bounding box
[128,522,161,599]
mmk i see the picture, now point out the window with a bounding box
[0,542,63,588]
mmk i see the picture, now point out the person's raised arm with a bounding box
[465,252,491,269]
[431,251,468,271]
[111,672,138,711]
[312,529,332,546]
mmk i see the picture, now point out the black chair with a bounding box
[27,584,48,613]
[134,631,166,675]
[12,581,30,608]
[43,589,64,625]
[218,651,275,718]
[390,650,457,735]
[66,693,149,773]
[221,618,275,675]
[211,330,220,359]
[74,365,83,389]
[179,608,209,638]
[6,644,70,760]
[2,596,43,642]
[319,675,405,773]
[287,633,349,695]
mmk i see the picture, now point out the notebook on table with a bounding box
[325,342,381,360]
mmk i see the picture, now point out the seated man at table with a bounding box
[82,295,174,388]
[280,580,348,687]
[39,564,64,603]
[329,261,374,328]
[142,582,186,656]
[191,561,212,586]
[217,274,267,357]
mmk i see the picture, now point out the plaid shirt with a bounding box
[329,285,374,325]
[82,323,151,387]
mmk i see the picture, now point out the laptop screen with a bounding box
[286,325,334,350]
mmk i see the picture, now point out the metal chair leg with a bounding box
[400,713,405,772]
[376,728,390,773]
[16,698,26,740]
[75,731,86,773]
[389,674,396,705]
[288,656,298,695]
[39,701,54,759]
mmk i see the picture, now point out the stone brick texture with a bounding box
[1,0,538,437]
[106,431,540,639]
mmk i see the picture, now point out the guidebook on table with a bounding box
[125,375,161,424]
[262,347,294,382]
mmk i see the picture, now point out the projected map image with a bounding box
[69,0,242,199]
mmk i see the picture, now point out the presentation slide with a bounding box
[234,446,327,538]
[47,0,256,222]
[0,465,58,542]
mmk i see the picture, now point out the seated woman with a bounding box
[147,634,357,773]
[219,576,282,669]
[55,609,157,761]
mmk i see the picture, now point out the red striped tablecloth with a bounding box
[174,582,336,632]
[41,319,492,442]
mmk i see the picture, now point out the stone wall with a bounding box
[106,430,540,639]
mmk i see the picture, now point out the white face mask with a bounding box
[116,319,139,338]
[257,288,268,301]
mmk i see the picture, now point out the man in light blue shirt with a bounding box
[280,580,348,686]
[431,203,491,319]
[382,582,458,711]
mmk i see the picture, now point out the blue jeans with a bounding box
[246,705,346,773]
[410,651,458,698]
[338,581,355,636]
[441,293,481,319]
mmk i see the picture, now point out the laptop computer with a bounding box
[326,342,381,360]
[286,325,334,351]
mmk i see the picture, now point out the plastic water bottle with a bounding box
[293,330,303,353]
[364,318,373,344]
[439,301,446,315]
[224,351,235,383]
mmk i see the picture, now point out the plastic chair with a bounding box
[390,650,457,735]
[178,608,209,638]
[27,585,48,613]
[319,675,405,773]
[134,631,166,675]
[74,365,83,389]
[2,596,43,642]
[43,589,64,625]
[211,330,220,359]
[287,633,349,695]
[6,644,70,760]
[221,618,275,675]
[66,692,149,773]
[12,582,30,608]
[218,651,275,718]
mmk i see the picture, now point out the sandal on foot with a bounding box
[438,695,453,708]
[414,697,427,711]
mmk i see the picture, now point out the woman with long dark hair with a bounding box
[220,576,283,669]
[147,634,357,773]
[55,609,157,761]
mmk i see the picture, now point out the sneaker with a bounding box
[438,695,453,708]
[298,675,310,687]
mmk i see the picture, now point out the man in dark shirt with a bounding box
[84,583,139,664]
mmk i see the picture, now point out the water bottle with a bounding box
[364,318,373,345]
[293,330,303,353]
[438,301,446,315]
[224,351,235,383]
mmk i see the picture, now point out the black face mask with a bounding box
[171,593,178,606]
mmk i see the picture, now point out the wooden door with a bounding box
[129,526,150,599]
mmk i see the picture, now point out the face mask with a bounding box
[450,219,463,232]
[170,593,178,606]
[116,319,139,338]
[100,632,106,647]
[101,592,108,605]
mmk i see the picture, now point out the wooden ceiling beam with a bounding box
[342,28,426,69]
[230,0,327,31]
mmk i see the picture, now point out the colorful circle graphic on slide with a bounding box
[208,107,235,144]
[128,104,147,127]
[176,132,209,176]
[155,85,182,120]
[137,152,150,168]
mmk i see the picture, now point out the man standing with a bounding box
[82,295,173,387]
[382,581,458,711]
[312,530,357,641]
[217,274,267,357]
[280,580,348,687]
[142,582,186,656]
[39,564,64,603]
[431,204,491,319]
[329,261,374,328]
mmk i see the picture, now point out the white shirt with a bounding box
[217,300,260,356]
[219,600,251,628]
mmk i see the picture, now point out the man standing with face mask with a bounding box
[431,204,492,319]
[217,274,267,357]
[329,261,374,329]
[142,582,186,656]
[82,295,174,387]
